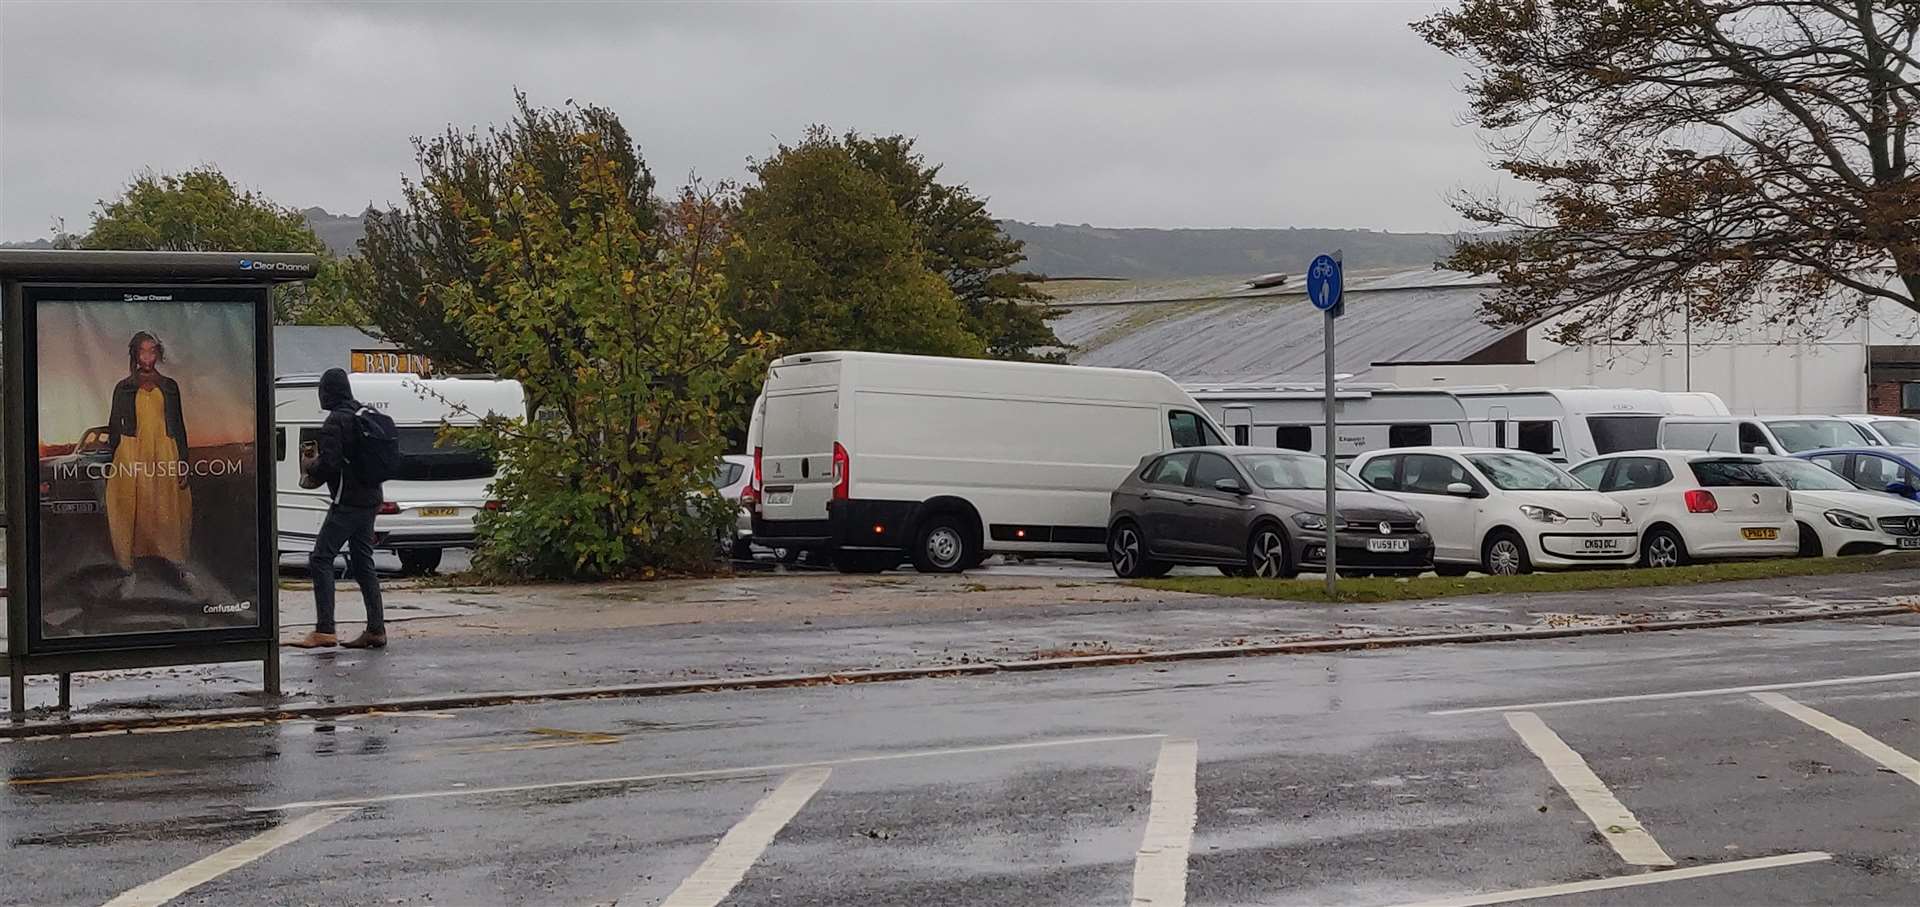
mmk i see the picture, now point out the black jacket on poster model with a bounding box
[307,369,384,509]
[107,374,190,465]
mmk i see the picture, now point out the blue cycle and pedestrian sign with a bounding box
[1307,253,1343,315]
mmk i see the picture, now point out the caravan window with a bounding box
[1587,416,1661,454]
[1274,425,1313,451]
[1388,424,1432,447]
[395,427,495,481]
[1515,421,1559,456]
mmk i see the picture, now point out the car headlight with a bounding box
[1618,506,1632,525]
[1292,513,1344,531]
[1824,509,1873,531]
[1413,513,1427,532]
[1518,504,1568,524]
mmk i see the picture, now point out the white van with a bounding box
[1838,414,1920,447]
[747,351,1230,573]
[1658,414,1879,456]
[1185,383,1471,460]
[1454,388,1730,464]
[275,374,526,574]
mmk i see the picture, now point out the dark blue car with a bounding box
[1794,447,1920,500]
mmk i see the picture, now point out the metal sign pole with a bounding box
[1306,250,1345,598]
[1323,307,1337,596]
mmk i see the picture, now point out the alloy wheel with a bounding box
[1648,534,1680,568]
[1252,530,1287,578]
[1111,528,1141,575]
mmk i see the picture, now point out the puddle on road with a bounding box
[11,810,274,848]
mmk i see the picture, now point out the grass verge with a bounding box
[1135,552,1920,604]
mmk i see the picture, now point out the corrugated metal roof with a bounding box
[273,326,391,377]
[1053,269,1510,382]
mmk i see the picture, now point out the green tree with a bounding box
[447,133,769,580]
[75,166,342,323]
[728,128,986,358]
[352,92,660,372]
[844,133,1064,359]
[1416,1,1920,343]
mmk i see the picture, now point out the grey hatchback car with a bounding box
[1108,447,1435,578]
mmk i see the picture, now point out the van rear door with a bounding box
[759,361,841,523]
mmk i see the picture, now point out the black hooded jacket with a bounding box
[306,369,383,509]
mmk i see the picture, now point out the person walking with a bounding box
[288,368,387,649]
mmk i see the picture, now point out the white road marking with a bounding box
[254,732,1163,812]
[1381,851,1831,907]
[1752,692,1920,786]
[1431,670,1920,715]
[1130,737,1198,907]
[100,808,357,907]
[1503,712,1672,866]
[634,767,830,907]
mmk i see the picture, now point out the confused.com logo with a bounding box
[237,258,304,272]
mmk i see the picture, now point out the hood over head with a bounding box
[319,368,354,410]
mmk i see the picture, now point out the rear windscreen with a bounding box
[396,427,495,481]
[1689,460,1778,487]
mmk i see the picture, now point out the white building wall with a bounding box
[1375,293,1920,415]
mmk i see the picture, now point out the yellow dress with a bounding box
[106,386,192,569]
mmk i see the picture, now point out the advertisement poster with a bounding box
[32,292,264,642]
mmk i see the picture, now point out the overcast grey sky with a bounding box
[0,0,1502,241]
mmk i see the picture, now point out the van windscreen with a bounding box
[1587,415,1662,454]
[395,427,495,481]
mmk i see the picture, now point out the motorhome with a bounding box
[1184,383,1471,461]
[274,373,525,574]
[747,351,1230,573]
[1453,387,1731,463]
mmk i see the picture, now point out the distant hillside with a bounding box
[998,221,1455,279]
[11,210,1458,281]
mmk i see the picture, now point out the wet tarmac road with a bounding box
[3,615,1916,906]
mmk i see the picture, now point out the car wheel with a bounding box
[1481,531,1532,576]
[397,548,443,576]
[731,537,756,561]
[1641,527,1689,568]
[1246,525,1297,579]
[832,549,900,574]
[1434,563,1472,577]
[1109,521,1171,579]
[911,512,975,574]
[1796,522,1823,558]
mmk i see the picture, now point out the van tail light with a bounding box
[752,446,764,491]
[1684,489,1718,514]
[832,442,850,501]
[378,501,401,515]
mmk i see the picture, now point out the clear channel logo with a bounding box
[237,258,305,272]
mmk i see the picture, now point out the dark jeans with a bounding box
[309,504,384,635]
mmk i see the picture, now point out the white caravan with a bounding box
[747,351,1230,573]
[1453,387,1731,464]
[1184,383,1471,461]
[275,374,525,574]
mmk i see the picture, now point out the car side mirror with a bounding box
[1745,444,1774,455]
[1213,477,1248,495]
[1886,482,1916,498]
[1446,482,1476,497]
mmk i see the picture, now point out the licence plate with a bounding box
[418,506,460,517]
[1899,537,1920,549]
[1366,538,1412,553]
[1741,527,1779,541]
[765,491,793,507]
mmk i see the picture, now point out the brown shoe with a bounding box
[286,631,338,649]
[341,631,387,649]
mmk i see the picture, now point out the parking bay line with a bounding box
[1431,670,1920,716]
[1504,711,1673,866]
[1752,692,1920,786]
[629,767,831,907]
[100,807,357,907]
[1131,737,1198,907]
[253,732,1164,812]
[1381,851,1831,907]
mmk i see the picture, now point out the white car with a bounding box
[1756,456,1920,556]
[1568,451,1798,567]
[1838,414,1920,447]
[716,454,754,559]
[1351,447,1637,576]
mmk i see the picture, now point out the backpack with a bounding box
[348,406,403,485]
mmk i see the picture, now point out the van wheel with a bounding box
[1247,525,1298,579]
[1641,527,1689,568]
[1481,531,1532,576]
[912,513,976,574]
[398,549,443,576]
[1796,522,1823,558]
[1109,521,1171,579]
[832,550,901,574]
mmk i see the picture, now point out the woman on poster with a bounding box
[105,331,193,573]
